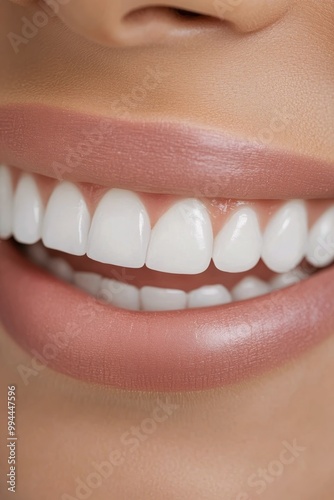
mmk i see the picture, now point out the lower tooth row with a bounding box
[27,245,307,312]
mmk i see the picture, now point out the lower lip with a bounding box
[0,240,333,391]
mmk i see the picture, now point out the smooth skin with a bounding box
[0,1,334,498]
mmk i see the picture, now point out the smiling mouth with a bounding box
[1,165,334,311]
[0,104,334,392]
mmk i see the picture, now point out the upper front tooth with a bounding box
[146,199,213,274]
[87,189,151,268]
[13,174,44,244]
[42,182,91,256]
[261,200,308,273]
[0,165,14,239]
[306,207,334,268]
[213,207,262,273]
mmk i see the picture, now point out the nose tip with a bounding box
[104,5,202,47]
[118,6,204,46]
[10,0,291,48]
[54,0,222,48]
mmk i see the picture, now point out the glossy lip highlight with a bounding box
[1,103,334,199]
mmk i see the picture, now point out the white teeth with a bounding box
[270,270,306,291]
[0,165,14,239]
[42,182,91,256]
[232,277,271,301]
[261,200,308,273]
[48,257,74,283]
[146,199,213,274]
[306,207,334,268]
[141,286,187,311]
[13,174,44,244]
[87,189,151,268]
[3,167,334,296]
[74,272,103,296]
[100,278,140,311]
[188,285,231,309]
[25,246,312,311]
[213,207,262,273]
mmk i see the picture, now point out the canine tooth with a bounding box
[74,272,103,296]
[0,165,14,239]
[99,278,140,311]
[213,207,262,273]
[141,286,187,311]
[261,200,308,273]
[146,199,213,274]
[306,207,334,268]
[13,174,43,244]
[43,182,90,256]
[232,277,271,301]
[48,258,74,283]
[188,285,232,309]
[87,189,151,268]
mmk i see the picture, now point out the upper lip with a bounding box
[1,103,334,199]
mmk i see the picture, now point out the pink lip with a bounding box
[1,103,334,391]
[1,103,334,199]
[0,241,333,391]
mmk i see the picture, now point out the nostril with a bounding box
[173,8,201,19]
[121,5,219,45]
[124,6,211,27]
